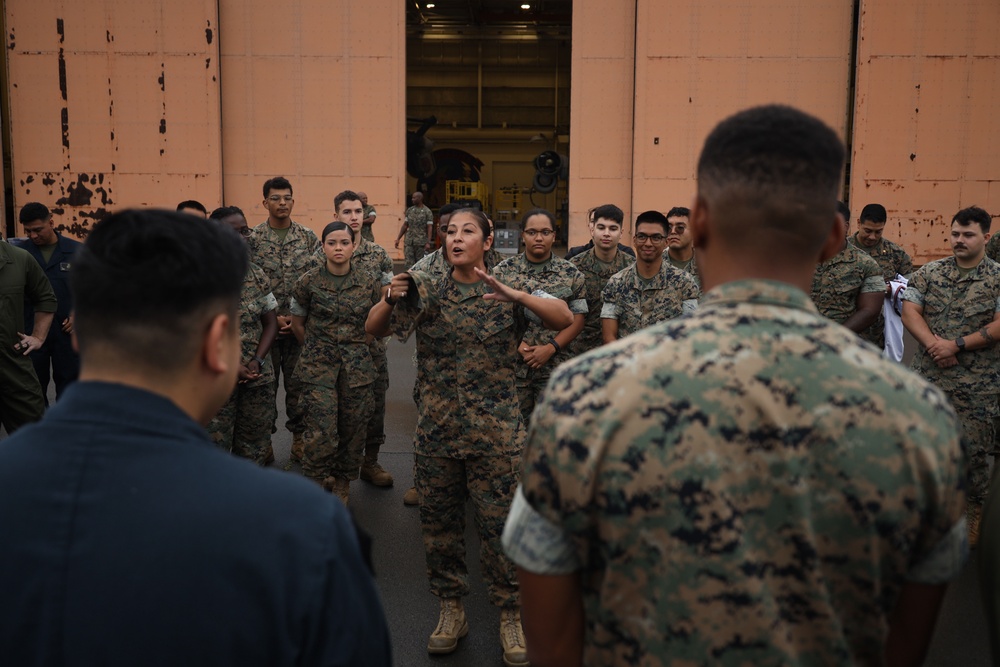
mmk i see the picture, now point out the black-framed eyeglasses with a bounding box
[523,229,555,238]
[635,233,666,243]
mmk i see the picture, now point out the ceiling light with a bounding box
[521,3,530,8]
[426,2,435,6]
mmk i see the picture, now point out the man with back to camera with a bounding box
[12,202,82,403]
[0,209,391,666]
[600,209,700,343]
[248,176,319,462]
[504,105,967,667]
[902,205,1000,547]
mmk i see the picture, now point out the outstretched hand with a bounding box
[476,267,523,303]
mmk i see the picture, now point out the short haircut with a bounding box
[520,208,556,231]
[953,206,992,234]
[591,204,623,226]
[696,105,845,257]
[438,203,461,218]
[263,176,293,198]
[837,201,851,222]
[19,202,51,223]
[665,206,690,219]
[209,206,245,221]
[321,220,355,243]
[635,210,669,235]
[334,190,363,212]
[71,209,248,372]
[176,200,207,215]
[859,203,887,224]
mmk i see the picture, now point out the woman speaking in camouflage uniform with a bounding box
[290,221,381,504]
[366,208,572,667]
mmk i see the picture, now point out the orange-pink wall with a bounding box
[849,0,1000,264]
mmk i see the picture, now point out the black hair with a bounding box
[520,208,556,231]
[438,203,461,218]
[696,105,845,256]
[71,209,248,369]
[859,203,887,224]
[591,204,624,225]
[209,205,246,221]
[176,200,207,215]
[19,202,51,223]
[321,220,356,243]
[450,208,492,240]
[334,190,363,212]
[665,206,690,219]
[836,201,851,222]
[263,176,293,198]
[635,210,669,235]
[953,206,992,234]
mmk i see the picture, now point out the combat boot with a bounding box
[322,477,350,506]
[290,432,304,463]
[403,486,420,506]
[969,503,983,548]
[360,457,394,487]
[500,607,528,667]
[427,597,468,654]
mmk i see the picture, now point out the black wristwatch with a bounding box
[955,337,966,352]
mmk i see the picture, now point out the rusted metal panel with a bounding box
[567,0,635,245]
[4,0,222,237]
[851,0,1000,265]
[219,0,406,252]
[630,0,853,223]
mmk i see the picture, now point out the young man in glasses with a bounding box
[248,176,319,463]
[600,210,700,343]
[494,208,587,421]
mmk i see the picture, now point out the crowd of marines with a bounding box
[3,103,999,666]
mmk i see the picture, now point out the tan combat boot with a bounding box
[969,503,983,549]
[427,597,468,654]
[403,486,420,506]
[322,477,350,506]
[290,433,304,463]
[360,457,394,487]
[500,607,528,667]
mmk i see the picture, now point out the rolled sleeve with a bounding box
[900,286,925,307]
[502,486,580,575]
[907,518,969,585]
[600,302,620,320]
[682,298,698,315]
[289,297,307,317]
[261,292,278,313]
[569,298,588,315]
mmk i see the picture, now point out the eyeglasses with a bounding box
[635,233,666,244]
[267,195,294,203]
[522,229,554,238]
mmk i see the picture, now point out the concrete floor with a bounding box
[5,300,995,665]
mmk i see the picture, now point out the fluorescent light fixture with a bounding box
[521,3,530,8]
[426,2,435,6]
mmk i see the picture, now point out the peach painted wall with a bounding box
[569,0,854,247]
[217,0,406,255]
[4,0,223,236]
[849,0,1000,265]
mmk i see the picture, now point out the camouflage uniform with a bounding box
[569,248,634,355]
[903,256,1000,504]
[351,239,394,464]
[600,261,700,338]
[987,234,1000,264]
[404,204,434,268]
[248,221,319,438]
[666,250,701,292]
[389,267,528,608]
[290,264,381,483]
[493,253,588,420]
[848,233,913,282]
[507,279,967,666]
[206,262,278,464]
[361,204,377,243]
[811,242,886,349]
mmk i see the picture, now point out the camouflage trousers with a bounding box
[363,347,389,461]
[415,453,520,608]
[206,380,276,464]
[405,241,426,269]
[516,368,552,425]
[361,224,375,243]
[301,380,374,483]
[949,391,999,504]
[270,335,305,435]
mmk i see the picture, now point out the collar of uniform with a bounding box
[942,255,989,282]
[513,252,556,273]
[355,237,372,255]
[701,279,818,313]
[321,263,362,288]
[851,233,889,256]
[819,243,856,267]
[628,259,674,287]
[443,268,489,302]
[255,220,304,241]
